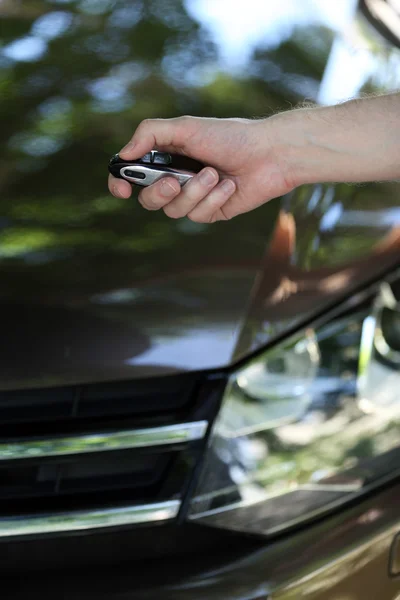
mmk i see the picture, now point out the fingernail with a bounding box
[221,179,236,193]
[160,179,178,197]
[119,140,136,155]
[112,185,123,198]
[199,168,217,186]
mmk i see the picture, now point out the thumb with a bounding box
[118,116,194,160]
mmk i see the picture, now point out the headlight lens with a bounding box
[189,281,400,536]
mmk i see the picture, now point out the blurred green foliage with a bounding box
[0,0,399,302]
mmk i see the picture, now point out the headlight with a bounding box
[189,276,400,536]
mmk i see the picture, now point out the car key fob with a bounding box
[108,151,204,187]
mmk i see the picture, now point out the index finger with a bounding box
[118,116,196,160]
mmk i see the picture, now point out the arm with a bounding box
[283,93,400,186]
[108,93,400,222]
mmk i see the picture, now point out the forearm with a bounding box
[273,93,400,187]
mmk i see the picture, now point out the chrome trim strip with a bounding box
[0,500,181,538]
[120,165,193,186]
[0,421,208,460]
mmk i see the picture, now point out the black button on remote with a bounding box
[124,170,146,179]
[152,152,172,165]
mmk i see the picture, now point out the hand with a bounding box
[108,116,295,222]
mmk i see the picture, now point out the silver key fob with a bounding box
[108,151,204,187]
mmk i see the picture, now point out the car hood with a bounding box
[1,0,400,389]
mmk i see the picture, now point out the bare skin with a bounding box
[108,93,400,223]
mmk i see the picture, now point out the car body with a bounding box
[1,1,400,598]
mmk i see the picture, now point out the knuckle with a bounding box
[187,212,207,224]
[138,118,154,132]
[146,200,161,211]
[187,214,200,223]
[137,191,146,206]
[177,115,198,138]
[138,191,158,211]
[163,204,183,219]
[186,174,217,201]
[219,206,231,221]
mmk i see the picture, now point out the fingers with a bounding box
[108,174,132,199]
[188,179,236,222]
[109,167,236,224]
[138,167,219,217]
[138,177,181,211]
[118,116,197,160]
[163,168,218,218]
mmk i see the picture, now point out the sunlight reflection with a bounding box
[38,97,73,117]
[88,76,129,101]
[31,10,74,40]
[3,37,47,62]
[79,0,115,15]
[319,32,374,104]
[186,0,399,104]
[107,4,143,29]
[187,0,357,69]
[9,133,65,157]
[127,327,237,370]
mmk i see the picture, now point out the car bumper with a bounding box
[7,479,400,600]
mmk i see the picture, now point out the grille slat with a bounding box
[0,500,181,538]
[0,421,208,461]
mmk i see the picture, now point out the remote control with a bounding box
[108,151,204,187]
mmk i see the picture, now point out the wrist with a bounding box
[266,107,328,189]
[256,113,305,192]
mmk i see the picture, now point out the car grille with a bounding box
[0,374,222,538]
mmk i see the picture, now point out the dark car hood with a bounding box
[1,0,400,389]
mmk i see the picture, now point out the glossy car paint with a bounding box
[6,480,400,599]
[1,0,400,388]
[2,2,400,599]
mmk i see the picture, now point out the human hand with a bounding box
[108,116,295,222]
